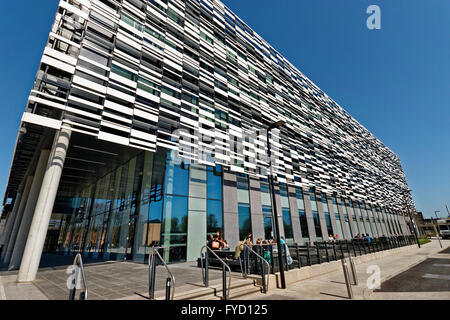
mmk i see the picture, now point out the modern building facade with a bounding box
[0,0,415,282]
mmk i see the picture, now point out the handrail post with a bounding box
[222,265,227,300]
[149,251,157,300]
[243,244,270,294]
[261,257,266,293]
[348,256,358,285]
[341,259,354,299]
[148,247,176,300]
[325,242,330,262]
[68,266,78,300]
[352,241,357,256]
[165,277,171,301]
[204,249,209,287]
[69,253,88,301]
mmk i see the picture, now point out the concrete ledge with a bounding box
[274,244,417,288]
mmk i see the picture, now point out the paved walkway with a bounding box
[243,239,450,300]
[1,240,449,300]
[0,257,229,300]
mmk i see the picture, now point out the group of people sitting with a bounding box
[233,233,293,265]
[207,231,230,250]
[353,233,372,243]
[326,233,373,243]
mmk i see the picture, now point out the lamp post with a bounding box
[266,120,286,289]
[402,189,420,248]
[434,211,442,248]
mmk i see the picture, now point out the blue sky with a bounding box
[0,1,448,218]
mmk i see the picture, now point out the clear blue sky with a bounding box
[0,1,448,218]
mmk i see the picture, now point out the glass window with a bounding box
[280,184,293,241]
[238,203,251,241]
[161,195,188,263]
[164,152,189,197]
[321,193,333,237]
[310,188,322,240]
[207,199,222,234]
[313,212,322,240]
[262,205,273,240]
[237,174,251,240]
[207,165,222,200]
[282,207,293,241]
[295,188,309,240]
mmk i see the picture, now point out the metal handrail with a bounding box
[69,253,88,300]
[243,244,270,293]
[200,245,232,299]
[148,246,176,300]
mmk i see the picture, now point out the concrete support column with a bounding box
[0,191,23,249]
[18,127,71,282]
[1,176,34,263]
[8,150,51,269]
[248,177,264,241]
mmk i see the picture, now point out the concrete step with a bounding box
[173,277,263,300]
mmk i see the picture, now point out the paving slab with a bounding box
[242,239,450,300]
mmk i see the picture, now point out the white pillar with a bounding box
[18,127,71,282]
[0,191,23,248]
[1,176,34,263]
[8,149,51,269]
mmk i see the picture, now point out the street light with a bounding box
[402,189,420,248]
[266,119,287,289]
[434,211,442,248]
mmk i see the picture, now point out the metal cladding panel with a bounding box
[17,0,413,213]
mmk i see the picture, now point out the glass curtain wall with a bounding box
[348,199,361,236]
[261,179,273,240]
[161,151,189,262]
[340,196,352,239]
[331,195,344,240]
[65,148,224,264]
[355,201,367,235]
[280,183,293,242]
[367,203,380,237]
[384,209,394,236]
[310,188,323,241]
[362,201,376,238]
[295,187,309,242]
[393,212,402,235]
[206,165,223,236]
[321,193,333,238]
[237,173,251,241]
[375,206,387,236]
